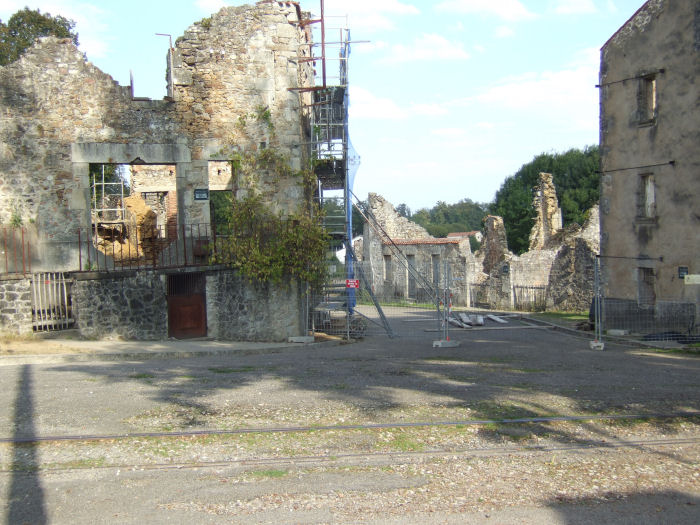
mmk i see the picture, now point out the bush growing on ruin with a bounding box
[0,8,78,66]
[490,146,600,254]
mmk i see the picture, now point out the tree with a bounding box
[490,145,600,254]
[0,8,78,66]
[411,198,488,238]
[395,203,411,218]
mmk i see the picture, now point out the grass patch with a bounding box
[650,347,700,356]
[380,430,425,452]
[129,373,155,380]
[248,469,288,479]
[532,312,588,323]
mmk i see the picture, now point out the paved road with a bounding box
[1,327,699,523]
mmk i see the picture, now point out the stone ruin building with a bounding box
[0,2,321,340]
[362,172,600,312]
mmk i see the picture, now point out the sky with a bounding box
[0,0,645,212]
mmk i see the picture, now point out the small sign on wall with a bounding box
[678,266,689,278]
[194,189,209,200]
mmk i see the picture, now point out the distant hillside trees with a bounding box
[490,146,600,254]
[411,199,488,242]
[0,8,78,66]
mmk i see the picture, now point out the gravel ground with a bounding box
[0,326,699,523]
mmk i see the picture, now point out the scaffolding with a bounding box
[91,165,128,246]
[290,1,376,338]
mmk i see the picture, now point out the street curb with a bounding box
[0,340,343,366]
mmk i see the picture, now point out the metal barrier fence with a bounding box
[1,226,31,274]
[593,256,699,347]
[76,223,219,272]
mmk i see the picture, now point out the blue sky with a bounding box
[0,0,644,211]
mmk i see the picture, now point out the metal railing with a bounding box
[77,223,222,272]
[1,226,31,275]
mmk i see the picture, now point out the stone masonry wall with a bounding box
[0,2,312,270]
[529,172,563,251]
[72,271,168,340]
[206,270,302,341]
[0,277,33,335]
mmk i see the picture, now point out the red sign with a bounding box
[346,279,360,289]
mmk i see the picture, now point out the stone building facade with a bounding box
[362,193,478,306]
[0,2,315,341]
[361,173,600,312]
[599,0,700,331]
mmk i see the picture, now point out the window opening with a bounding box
[638,267,656,307]
[638,75,657,124]
[637,173,656,218]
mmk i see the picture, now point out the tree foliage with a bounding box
[411,198,488,238]
[0,8,78,66]
[212,193,329,287]
[490,146,600,255]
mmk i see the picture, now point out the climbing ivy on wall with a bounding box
[211,111,328,286]
[211,192,328,287]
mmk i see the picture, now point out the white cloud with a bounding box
[350,86,448,119]
[453,50,600,135]
[355,40,389,54]
[409,103,449,117]
[435,0,537,22]
[431,127,468,137]
[323,0,420,32]
[0,1,110,58]
[350,86,407,119]
[552,0,598,15]
[382,33,470,63]
[495,25,515,38]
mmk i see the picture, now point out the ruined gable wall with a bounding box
[479,215,510,276]
[529,172,563,251]
[366,193,431,239]
[0,2,313,271]
[171,3,312,215]
[0,37,177,243]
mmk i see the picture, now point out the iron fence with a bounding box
[513,285,547,312]
[592,256,699,348]
[1,226,31,275]
[76,223,221,272]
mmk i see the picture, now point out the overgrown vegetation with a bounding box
[211,189,328,287]
[411,198,488,239]
[0,8,78,66]
[490,146,600,254]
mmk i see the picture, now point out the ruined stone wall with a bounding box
[600,0,700,326]
[0,2,313,272]
[473,198,599,311]
[0,277,33,335]
[529,172,563,251]
[0,37,176,247]
[362,193,476,304]
[366,193,431,240]
[171,3,312,216]
[206,270,302,341]
[72,271,168,340]
[479,216,510,276]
